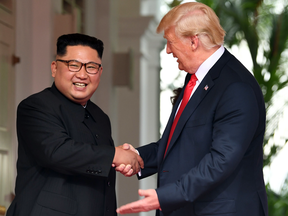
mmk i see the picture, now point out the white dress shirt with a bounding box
[175,45,225,114]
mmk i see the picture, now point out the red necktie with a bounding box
[164,74,198,158]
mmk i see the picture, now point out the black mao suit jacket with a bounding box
[7,83,117,216]
[138,49,268,216]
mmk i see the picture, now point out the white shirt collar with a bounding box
[176,45,225,111]
[195,45,225,82]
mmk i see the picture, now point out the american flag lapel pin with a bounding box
[204,85,209,90]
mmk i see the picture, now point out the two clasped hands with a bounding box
[112,144,161,214]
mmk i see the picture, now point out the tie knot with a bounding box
[188,74,197,86]
[190,74,197,82]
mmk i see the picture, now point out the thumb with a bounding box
[138,189,147,197]
[122,143,131,150]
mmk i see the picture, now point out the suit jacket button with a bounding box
[107,181,111,186]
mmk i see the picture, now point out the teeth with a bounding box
[74,83,86,87]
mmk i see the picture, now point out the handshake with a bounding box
[112,143,144,176]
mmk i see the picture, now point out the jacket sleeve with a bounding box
[137,140,160,179]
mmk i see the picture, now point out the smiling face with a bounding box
[164,27,199,74]
[51,45,103,105]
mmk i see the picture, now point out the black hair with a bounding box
[171,87,183,106]
[56,33,104,59]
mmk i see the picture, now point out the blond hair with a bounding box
[157,2,225,49]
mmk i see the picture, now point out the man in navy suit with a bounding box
[116,2,268,216]
[6,33,143,216]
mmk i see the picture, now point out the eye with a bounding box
[167,40,174,46]
[87,63,98,69]
[69,61,80,68]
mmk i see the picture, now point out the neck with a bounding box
[188,45,221,74]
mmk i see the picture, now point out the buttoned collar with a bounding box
[50,83,89,122]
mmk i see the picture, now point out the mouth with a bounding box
[73,82,87,88]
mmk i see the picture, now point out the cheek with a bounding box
[60,71,74,79]
[90,76,101,88]
[54,72,74,87]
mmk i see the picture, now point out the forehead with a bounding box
[63,45,100,60]
[164,27,178,41]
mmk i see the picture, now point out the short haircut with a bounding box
[56,33,104,59]
[157,2,225,50]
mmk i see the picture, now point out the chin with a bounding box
[178,65,184,71]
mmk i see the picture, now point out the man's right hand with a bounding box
[113,146,144,174]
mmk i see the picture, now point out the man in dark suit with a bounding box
[116,2,268,216]
[6,33,143,216]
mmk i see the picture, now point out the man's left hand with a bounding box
[116,189,160,214]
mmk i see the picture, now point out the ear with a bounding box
[98,66,103,77]
[51,61,57,78]
[190,35,199,51]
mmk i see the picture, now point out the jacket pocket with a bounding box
[36,190,77,215]
[194,199,236,215]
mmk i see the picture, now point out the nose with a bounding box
[75,65,88,79]
[166,43,171,54]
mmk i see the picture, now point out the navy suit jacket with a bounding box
[138,49,268,216]
[7,83,117,216]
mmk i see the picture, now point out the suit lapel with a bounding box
[157,89,184,165]
[162,76,214,160]
[161,49,232,161]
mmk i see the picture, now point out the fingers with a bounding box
[115,164,125,172]
[124,169,134,177]
[113,146,144,174]
[116,200,143,214]
[114,164,135,177]
[122,164,132,173]
[116,189,160,214]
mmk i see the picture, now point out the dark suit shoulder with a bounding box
[222,52,257,83]
[17,87,55,112]
[19,86,56,104]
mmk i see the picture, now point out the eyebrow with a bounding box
[70,59,101,65]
